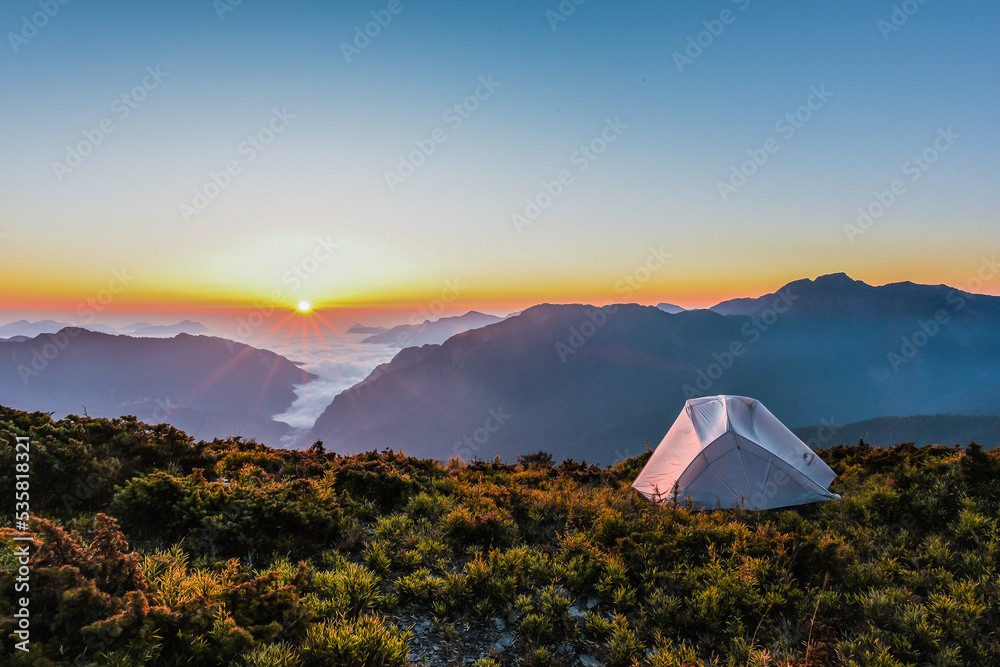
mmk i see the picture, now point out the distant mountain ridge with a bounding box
[347,323,389,334]
[361,311,505,347]
[793,414,1000,450]
[0,320,118,337]
[122,320,210,336]
[0,319,209,338]
[310,274,1000,464]
[0,328,312,443]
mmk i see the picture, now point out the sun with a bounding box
[296,300,312,313]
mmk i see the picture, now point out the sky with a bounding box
[1,0,998,326]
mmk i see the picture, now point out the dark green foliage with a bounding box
[0,514,149,660]
[325,450,440,511]
[441,505,517,549]
[0,408,200,517]
[2,406,999,665]
[516,450,554,468]
[110,471,342,557]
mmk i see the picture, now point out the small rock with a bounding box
[558,643,574,654]
[586,596,599,609]
[568,606,586,619]
[492,642,507,653]
[580,656,601,667]
[498,633,515,648]
[494,616,506,631]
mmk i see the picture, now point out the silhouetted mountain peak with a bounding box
[38,326,101,340]
[814,271,866,287]
[711,273,999,320]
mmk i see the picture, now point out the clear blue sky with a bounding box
[1,0,997,316]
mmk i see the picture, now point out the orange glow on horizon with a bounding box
[4,266,998,325]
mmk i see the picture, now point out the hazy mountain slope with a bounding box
[0,328,313,443]
[315,304,727,462]
[361,311,504,347]
[793,414,1000,450]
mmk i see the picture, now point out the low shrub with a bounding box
[299,616,410,667]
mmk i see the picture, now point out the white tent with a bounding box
[632,395,840,510]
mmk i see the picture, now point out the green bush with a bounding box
[299,616,410,667]
[240,642,301,666]
[605,612,644,666]
[394,567,446,603]
[312,562,381,619]
[110,472,342,557]
[440,506,516,549]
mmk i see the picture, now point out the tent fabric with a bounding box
[632,395,841,510]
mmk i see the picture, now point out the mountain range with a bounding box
[3,273,997,462]
[0,320,118,338]
[0,319,209,339]
[308,274,1000,464]
[0,328,311,443]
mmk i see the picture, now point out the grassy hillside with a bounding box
[2,405,999,666]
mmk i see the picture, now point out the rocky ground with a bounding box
[397,599,607,665]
